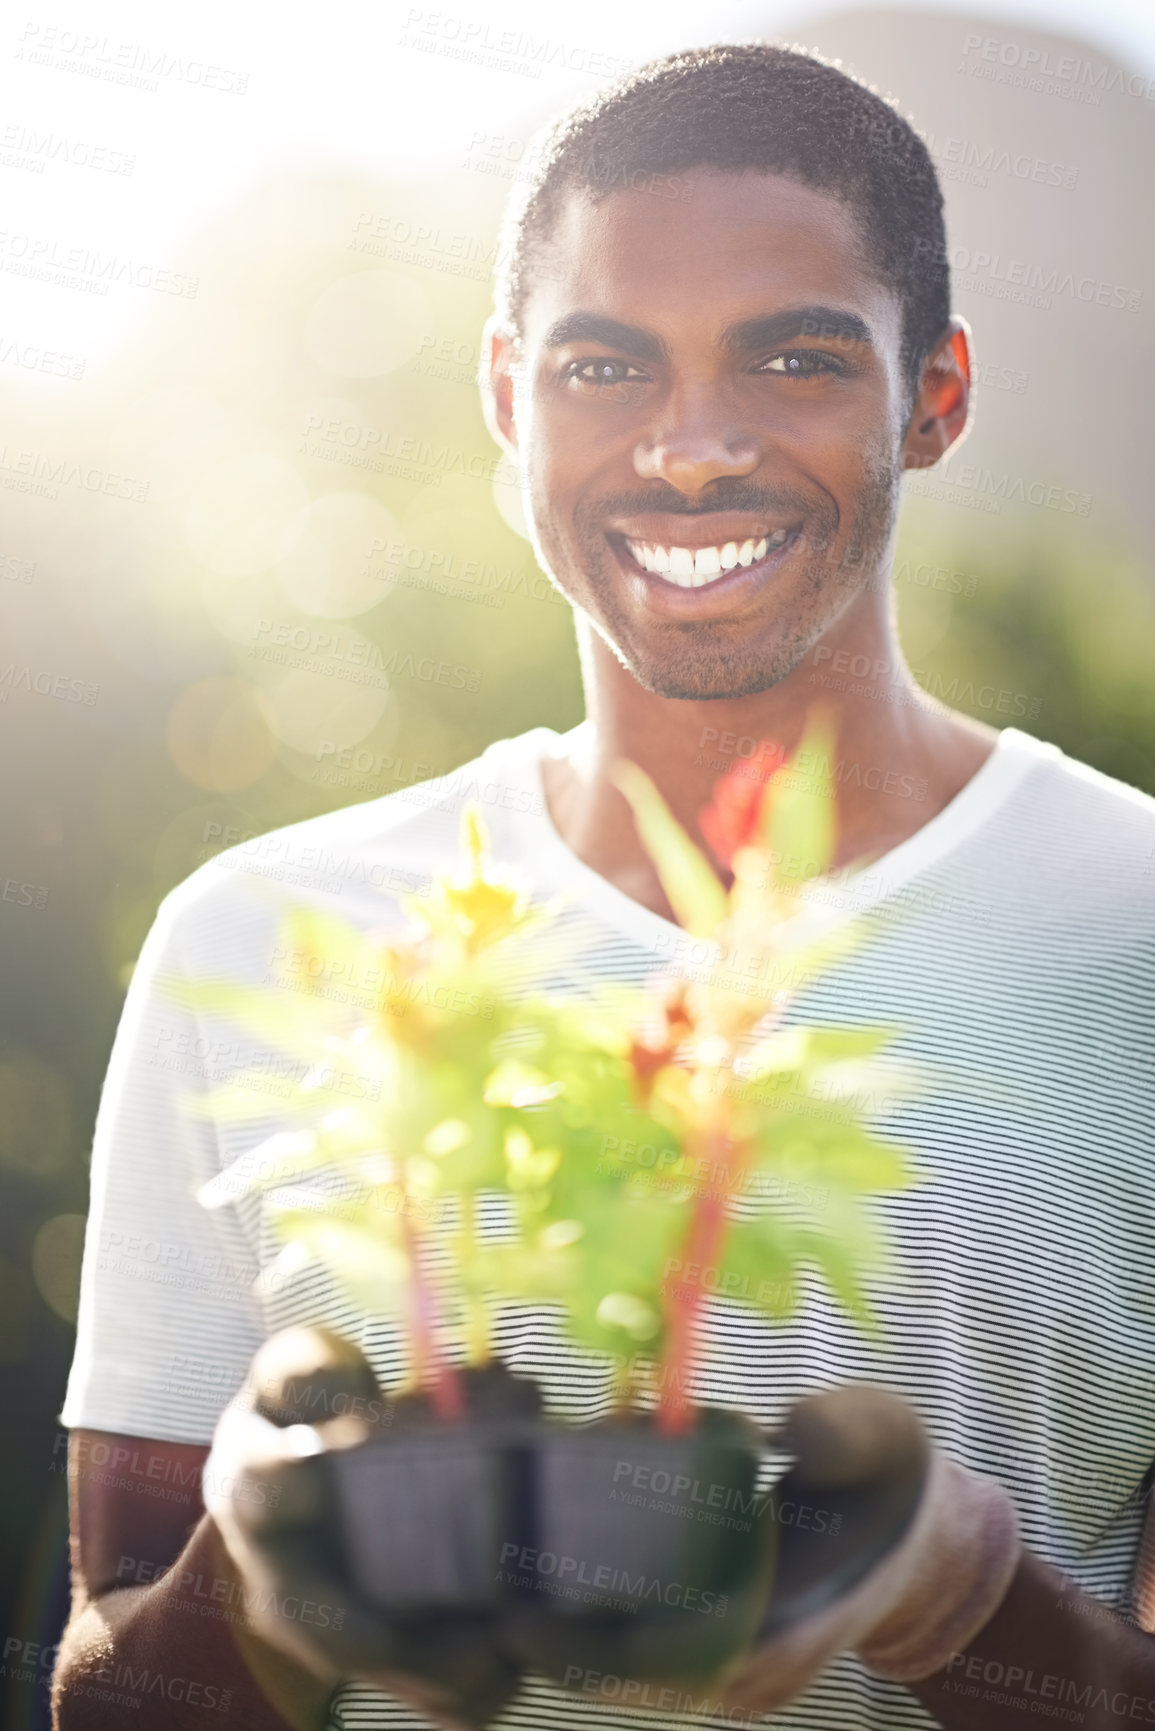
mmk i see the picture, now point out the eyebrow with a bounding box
[540,305,876,363]
[541,312,668,363]
[721,307,875,355]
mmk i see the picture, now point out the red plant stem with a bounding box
[399,1205,465,1422]
[657,1114,748,1436]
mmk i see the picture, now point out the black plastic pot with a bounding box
[503,1410,778,1684]
[323,1378,930,1710]
[326,1402,778,1685]
[321,1368,539,1719]
[328,1425,520,1611]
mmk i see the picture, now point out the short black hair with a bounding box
[493,41,950,401]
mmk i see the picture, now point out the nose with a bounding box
[633,379,762,492]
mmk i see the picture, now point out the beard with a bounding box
[526,453,902,703]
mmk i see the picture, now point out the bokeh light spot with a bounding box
[186,453,310,576]
[0,1058,72,1179]
[167,677,276,793]
[32,1214,87,1324]
[302,270,433,377]
[277,491,400,616]
[262,664,391,755]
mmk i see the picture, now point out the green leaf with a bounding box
[267,1209,409,1315]
[611,760,729,939]
[164,977,343,1062]
[760,716,837,884]
[797,1226,883,1338]
[753,1114,917,1193]
[197,1129,328,1208]
[710,1216,800,1321]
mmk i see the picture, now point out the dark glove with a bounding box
[202,1326,523,1730]
[717,1382,1022,1714]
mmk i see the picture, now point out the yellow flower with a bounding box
[411,804,533,956]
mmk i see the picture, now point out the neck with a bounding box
[542,587,998,923]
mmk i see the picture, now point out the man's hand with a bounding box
[203,1326,522,1731]
[717,1382,1022,1713]
[563,1382,1020,1719]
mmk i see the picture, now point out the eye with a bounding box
[563,357,651,388]
[756,350,850,378]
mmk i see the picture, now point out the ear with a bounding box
[479,312,520,461]
[901,315,974,473]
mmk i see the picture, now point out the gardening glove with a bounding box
[714,1381,1023,1714]
[203,1325,523,1731]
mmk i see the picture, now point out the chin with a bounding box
[611,635,805,703]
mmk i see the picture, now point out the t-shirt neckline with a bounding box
[489,721,1059,952]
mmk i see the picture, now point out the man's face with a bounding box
[499,171,918,701]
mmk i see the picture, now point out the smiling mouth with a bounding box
[611,528,799,589]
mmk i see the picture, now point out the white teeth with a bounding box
[622,532,793,587]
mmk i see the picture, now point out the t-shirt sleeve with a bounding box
[60,882,265,1444]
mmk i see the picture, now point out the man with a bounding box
[52,41,1155,1731]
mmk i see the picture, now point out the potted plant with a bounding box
[176,716,918,1702]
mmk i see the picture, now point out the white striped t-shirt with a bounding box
[62,722,1155,1731]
